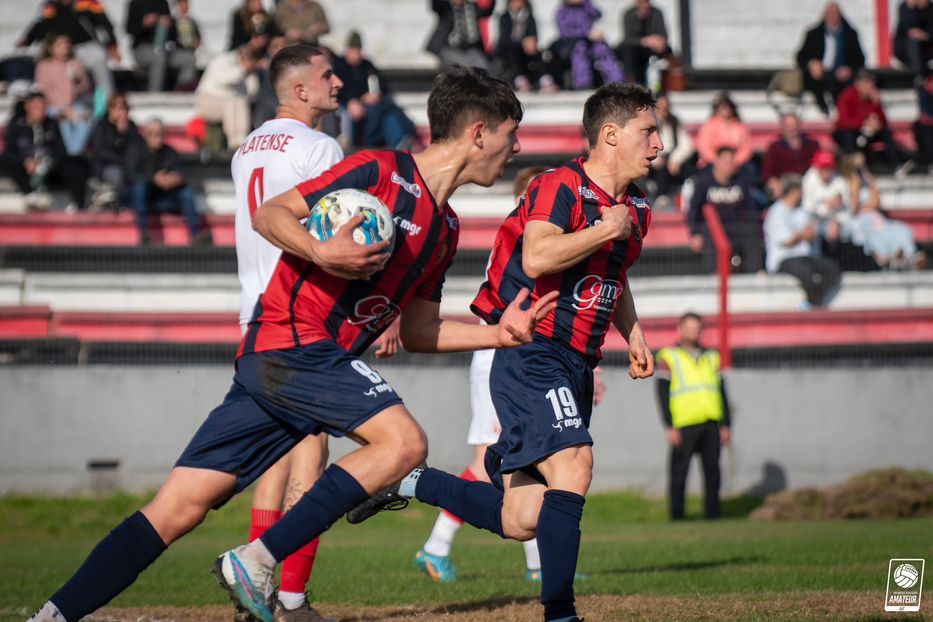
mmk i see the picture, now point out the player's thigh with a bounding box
[141,466,237,544]
[501,470,547,540]
[535,444,594,496]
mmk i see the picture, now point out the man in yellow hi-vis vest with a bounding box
[655,312,731,520]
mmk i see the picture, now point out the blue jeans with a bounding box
[125,181,200,237]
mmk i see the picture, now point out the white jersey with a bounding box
[232,117,343,328]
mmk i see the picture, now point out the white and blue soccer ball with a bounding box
[307,188,395,247]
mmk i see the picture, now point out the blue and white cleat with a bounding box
[213,545,275,622]
[414,548,457,582]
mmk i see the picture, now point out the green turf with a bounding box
[1,491,930,618]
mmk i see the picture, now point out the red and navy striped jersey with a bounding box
[238,150,459,358]
[471,158,650,363]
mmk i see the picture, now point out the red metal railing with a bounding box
[702,203,733,368]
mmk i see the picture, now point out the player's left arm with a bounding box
[400,290,557,353]
[612,283,654,379]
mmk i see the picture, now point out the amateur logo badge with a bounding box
[885,558,924,612]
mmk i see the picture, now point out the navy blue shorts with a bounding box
[486,337,594,489]
[175,340,403,495]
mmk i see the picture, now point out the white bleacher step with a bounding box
[7,269,933,319]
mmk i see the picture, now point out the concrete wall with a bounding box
[1,365,931,496]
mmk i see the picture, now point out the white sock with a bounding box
[523,538,541,570]
[28,602,65,622]
[278,590,307,610]
[423,512,461,557]
[244,538,277,568]
[398,467,425,498]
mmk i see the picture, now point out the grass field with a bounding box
[1,491,930,621]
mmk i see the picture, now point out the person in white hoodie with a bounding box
[195,45,259,148]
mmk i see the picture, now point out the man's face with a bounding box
[302,55,343,114]
[615,108,663,180]
[780,114,800,140]
[144,123,164,151]
[24,96,46,123]
[714,150,736,178]
[678,317,702,346]
[824,3,842,28]
[785,187,803,207]
[474,118,521,187]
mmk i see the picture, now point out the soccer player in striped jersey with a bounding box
[349,83,661,622]
[27,65,557,622]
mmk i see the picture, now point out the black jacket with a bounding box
[495,7,538,56]
[19,0,117,49]
[137,143,183,182]
[333,57,388,104]
[796,19,865,71]
[426,0,494,55]
[2,115,65,166]
[88,118,145,181]
[126,0,174,48]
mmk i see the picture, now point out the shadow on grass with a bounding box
[600,554,766,576]
[345,596,539,620]
[721,495,766,518]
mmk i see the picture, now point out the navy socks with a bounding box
[414,467,506,537]
[537,490,585,621]
[50,511,167,622]
[260,464,369,561]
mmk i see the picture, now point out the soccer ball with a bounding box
[307,189,395,247]
[893,563,919,589]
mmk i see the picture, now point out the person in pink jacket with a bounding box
[695,92,752,169]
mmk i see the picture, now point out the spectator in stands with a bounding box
[761,113,820,199]
[427,0,494,71]
[494,0,557,92]
[802,149,879,271]
[764,173,841,309]
[834,69,913,177]
[275,0,330,45]
[795,2,865,116]
[194,45,259,150]
[127,119,206,245]
[647,93,693,210]
[16,0,121,102]
[34,34,94,156]
[893,0,933,79]
[840,152,927,270]
[126,0,199,92]
[617,0,670,88]
[688,146,763,274]
[1,90,89,211]
[917,74,933,170]
[173,0,203,62]
[334,31,418,150]
[553,0,624,90]
[230,0,279,52]
[695,92,753,173]
[87,92,145,212]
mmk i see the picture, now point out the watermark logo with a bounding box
[885,558,924,612]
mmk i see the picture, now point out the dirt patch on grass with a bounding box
[751,468,933,521]
[76,592,928,622]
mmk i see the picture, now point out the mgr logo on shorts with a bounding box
[885,558,925,612]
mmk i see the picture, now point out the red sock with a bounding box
[249,508,283,543]
[280,537,320,593]
[441,468,479,523]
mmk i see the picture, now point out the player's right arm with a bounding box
[522,207,632,278]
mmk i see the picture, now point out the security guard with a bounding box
[656,312,731,520]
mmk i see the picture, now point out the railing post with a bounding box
[702,203,733,369]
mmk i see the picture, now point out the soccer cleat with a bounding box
[213,546,275,622]
[345,482,409,525]
[234,604,261,622]
[26,602,66,621]
[414,549,457,582]
[272,598,338,622]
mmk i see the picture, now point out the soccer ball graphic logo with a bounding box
[893,563,920,589]
[308,189,395,247]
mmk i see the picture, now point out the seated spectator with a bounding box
[195,45,259,150]
[553,0,624,90]
[173,0,203,62]
[87,92,145,211]
[334,31,418,150]
[647,93,693,210]
[833,69,912,177]
[230,0,279,52]
[616,0,670,88]
[275,0,330,45]
[840,153,927,270]
[764,173,841,309]
[427,0,494,71]
[893,0,933,79]
[126,0,198,91]
[795,2,865,116]
[917,74,933,170]
[494,0,557,92]
[17,0,120,104]
[688,147,763,274]
[1,90,89,211]
[34,33,94,156]
[695,92,753,170]
[761,113,820,199]
[128,119,207,245]
[802,149,879,271]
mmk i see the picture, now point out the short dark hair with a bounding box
[427,65,523,142]
[680,311,702,324]
[582,83,656,147]
[269,44,323,91]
